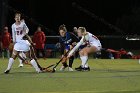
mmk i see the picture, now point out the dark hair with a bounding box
[59,24,67,32]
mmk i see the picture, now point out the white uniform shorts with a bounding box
[90,42,102,51]
[14,40,30,52]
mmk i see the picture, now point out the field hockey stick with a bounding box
[52,50,70,72]
[43,49,70,73]
[23,34,43,69]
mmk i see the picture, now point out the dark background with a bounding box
[1,0,140,36]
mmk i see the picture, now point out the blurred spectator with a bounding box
[72,27,80,58]
[33,26,46,58]
[100,48,111,59]
[101,48,134,59]
[1,26,11,58]
[73,27,78,35]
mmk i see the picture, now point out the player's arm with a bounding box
[69,32,79,46]
[23,22,29,34]
[23,34,33,45]
[59,37,65,55]
[11,25,16,44]
[70,32,79,42]
[68,36,84,57]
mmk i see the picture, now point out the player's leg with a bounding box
[30,45,43,70]
[60,57,68,71]
[68,55,74,71]
[4,42,23,73]
[30,59,42,73]
[25,51,42,73]
[75,46,98,71]
[60,49,69,71]
[18,51,24,67]
[4,49,18,73]
[18,51,29,67]
[68,45,74,71]
[18,57,24,67]
[59,44,69,71]
[18,52,28,63]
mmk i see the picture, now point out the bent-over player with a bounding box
[68,27,102,71]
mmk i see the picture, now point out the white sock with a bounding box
[7,58,14,70]
[80,56,88,68]
[85,63,89,68]
[30,59,41,72]
[18,58,23,65]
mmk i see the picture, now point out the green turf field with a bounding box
[0,58,140,93]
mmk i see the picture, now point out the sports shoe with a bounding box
[60,66,67,71]
[18,64,23,67]
[4,69,10,74]
[83,67,90,71]
[36,69,42,73]
[68,67,74,71]
[75,66,83,71]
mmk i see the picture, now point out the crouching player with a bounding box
[68,27,102,71]
[59,24,79,71]
[4,36,42,74]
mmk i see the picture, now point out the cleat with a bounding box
[36,70,42,73]
[60,66,67,71]
[18,64,23,67]
[83,67,90,71]
[52,68,56,73]
[75,65,83,71]
[68,67,74,71]
[4,69,10,74]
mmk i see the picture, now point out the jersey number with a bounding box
[17,30,23,35]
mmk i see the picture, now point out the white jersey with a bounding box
[69,32,102,56]
[84,32,101,47]
[11,21,29,43]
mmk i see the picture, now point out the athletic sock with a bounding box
[30,59,41,72]
[85,63,89,68]
[62,62,68,67]
[69,56,74,68]
[18,58,23,65]
[7,58,14,70]
[80,56,88,68]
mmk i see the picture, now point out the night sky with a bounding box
[6,0,140,35]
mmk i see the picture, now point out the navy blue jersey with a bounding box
[59,32,79,46]
[59,32,79,54]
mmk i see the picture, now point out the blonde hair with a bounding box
[78,27,86,33]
